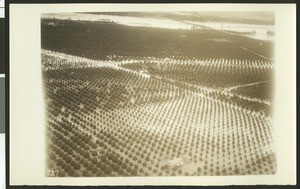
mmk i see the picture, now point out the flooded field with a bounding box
[188,21,274,40]
[42,12,276,177]
[43,13,274,41]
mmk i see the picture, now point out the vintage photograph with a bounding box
[41,11,276,177]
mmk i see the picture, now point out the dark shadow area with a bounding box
[0,18,4,74]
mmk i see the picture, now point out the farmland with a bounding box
[42,14,275,177]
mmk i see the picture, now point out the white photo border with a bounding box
[9,3,296,186]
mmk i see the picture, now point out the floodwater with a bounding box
[43,13,275,41]
[188,21,275,41]
[42,13,193,30]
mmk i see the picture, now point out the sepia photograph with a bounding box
[41,11,276,177]
[9,3,296,186]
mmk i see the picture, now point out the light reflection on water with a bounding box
[43,13,275,41]
[189,21,275,41]
[43,13,193,30]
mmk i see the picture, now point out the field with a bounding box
[42,15,275,177]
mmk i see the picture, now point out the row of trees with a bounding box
[44,53,275,177]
